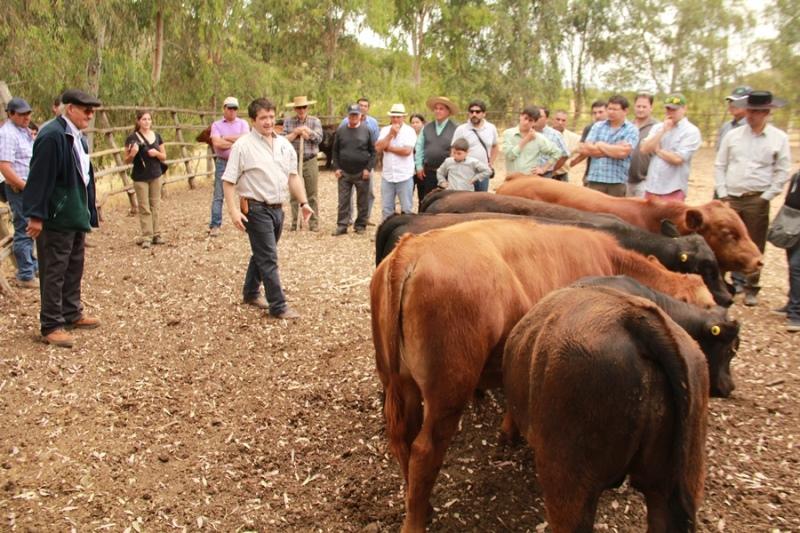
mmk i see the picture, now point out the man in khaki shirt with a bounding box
[222,98,314,319]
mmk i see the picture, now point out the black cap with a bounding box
[60,89,102,107]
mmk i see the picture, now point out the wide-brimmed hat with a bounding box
[61,89,102,108]
[286,96,317,108]
[725,85,752,102]
[733,90,787,110]
[388,103,407,116]
[426,96,458,115]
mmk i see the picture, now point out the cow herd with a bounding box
[369,178,760,532]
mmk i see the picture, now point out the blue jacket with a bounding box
[23,116,98,232]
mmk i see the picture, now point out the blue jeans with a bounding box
[243,203,286,316]
[473,176,490,192]
[787,243,800,321]
[381,177,414,221]
[209,158,227,228]
[5,184,38,280]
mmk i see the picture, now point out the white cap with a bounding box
[223,96,239,108]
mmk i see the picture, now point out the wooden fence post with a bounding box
[200,112,213,187]
[99,110,138,215]
[172,111,195,190]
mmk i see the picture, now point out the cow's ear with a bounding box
[685,209,704,231]
[660,219,681,238]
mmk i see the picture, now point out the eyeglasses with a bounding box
[468,109,483,114]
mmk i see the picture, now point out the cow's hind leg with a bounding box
[536,460,600,533]
[402,405,464,533]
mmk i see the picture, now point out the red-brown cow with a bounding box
[496,175,762,274]
[503,286,709,532]
[371,219,714,532]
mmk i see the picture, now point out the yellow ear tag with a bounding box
[710,325,721,336]
[680,253,688,263]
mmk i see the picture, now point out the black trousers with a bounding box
[36,228,86,335]
[337,172,370,229]
[416,168,439,205]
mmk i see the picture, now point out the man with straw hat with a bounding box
[414,96,458,203]
[715,90,792,306]
[284,96,323,231]
[376,104,417,221]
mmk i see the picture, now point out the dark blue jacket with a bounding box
[23,116,98,232]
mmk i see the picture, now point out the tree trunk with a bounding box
[152,8,164,87]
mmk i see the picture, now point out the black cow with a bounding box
[319,123,339,169]
[416,190,732,307]
[375,210,733,307]
[573,275,740,397]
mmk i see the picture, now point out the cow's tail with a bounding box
[623,304,709,531]
[372,235,418,478]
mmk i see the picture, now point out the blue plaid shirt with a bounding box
[538,126,569,167]
[585,120,639,184]
[0,120,34,182]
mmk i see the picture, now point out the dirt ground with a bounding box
[1,147,798,532]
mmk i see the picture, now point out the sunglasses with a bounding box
[225,106,238,110]
[468,109,484,114]
[295,105,308,109]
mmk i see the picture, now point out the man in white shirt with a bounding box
[376,104,417,221]
[451,99,498,191]
[640,94,702,202]
[715,90,792,306]
[222,98,313,319]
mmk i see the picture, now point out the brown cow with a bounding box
[502,286,709,532]
[496,175,762,274]
[371,219,713,532]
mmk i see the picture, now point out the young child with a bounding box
[437,138,491,191]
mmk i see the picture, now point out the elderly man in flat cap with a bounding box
[23,89,102,347]
[0,97,38,288]
[414,96,458,203]
[715,90,792,306]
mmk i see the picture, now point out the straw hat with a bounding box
[426,96,458,115]
[388,103,408,116]
[286,96,317,108]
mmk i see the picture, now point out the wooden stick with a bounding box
[298,136,304,229]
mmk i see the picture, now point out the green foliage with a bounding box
[0,0,790,131]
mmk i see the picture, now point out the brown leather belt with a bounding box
[737,191,764,198]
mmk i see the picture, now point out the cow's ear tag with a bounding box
[710,325,721,336]
[680,253,688,263]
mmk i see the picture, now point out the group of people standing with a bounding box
[1,85,797,345]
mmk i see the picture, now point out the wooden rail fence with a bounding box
[87,105,218,215]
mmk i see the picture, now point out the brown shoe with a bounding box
[271,307,300,320]
[243,294,268,310]
[68,316,101,329]
[15,278,38,289]
[43,329,74,348]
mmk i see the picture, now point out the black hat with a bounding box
[732,90,786,110]
[60,89,102,108]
